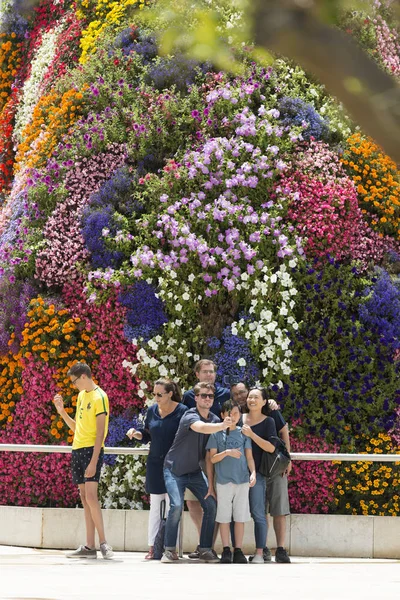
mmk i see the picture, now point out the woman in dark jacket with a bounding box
[127,378,187,559]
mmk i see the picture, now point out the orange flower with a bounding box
[342,133,400,239]
[15,87,87,172]
[11,295,100,442]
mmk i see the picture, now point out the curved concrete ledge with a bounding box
[0,506,399,558]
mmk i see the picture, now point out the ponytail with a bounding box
[154,379,182,403]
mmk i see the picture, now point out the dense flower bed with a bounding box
[342,133,400,239]
[334,433,400,516]
[0,0,399,515]
[288,423,340,514]
[0,32,22,111]
[0,89,19,197]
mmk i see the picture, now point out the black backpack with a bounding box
[259,436,291,481]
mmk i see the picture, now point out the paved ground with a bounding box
[0,545,399,600]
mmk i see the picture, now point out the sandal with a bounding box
[145,549,154,560]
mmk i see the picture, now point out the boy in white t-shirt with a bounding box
[206,401,256,563]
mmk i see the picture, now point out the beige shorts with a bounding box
[266,474,290,516]
[216,482,251,523]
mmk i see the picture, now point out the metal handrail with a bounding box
[0,443,398,558]
[0,444,399,461]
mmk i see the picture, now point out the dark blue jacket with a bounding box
[137,402,188,494]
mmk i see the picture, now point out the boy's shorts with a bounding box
[266,474,290,516]
[71,446,104,485]
[216,482,251,523]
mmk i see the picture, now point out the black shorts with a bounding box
[71,447,104,485]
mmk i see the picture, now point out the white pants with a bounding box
[148,493,170,546]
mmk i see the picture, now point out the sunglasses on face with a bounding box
[198,393,214,399]
[154,392,167,398]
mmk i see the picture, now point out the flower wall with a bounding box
[0,0,399,514]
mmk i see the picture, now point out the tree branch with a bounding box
[253,0,400,164]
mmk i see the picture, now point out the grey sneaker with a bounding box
[250,553,264,564]
[161,550,179,563]
[249,547,272,563]
[100,542,114,560]
[66,545,97,559]
[199,549,219,563]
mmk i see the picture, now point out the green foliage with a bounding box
[27,183,68,220]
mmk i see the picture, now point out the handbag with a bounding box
[259,436,291,481]
[152,499,167,560]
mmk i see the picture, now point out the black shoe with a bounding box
[233,548,247,564]
[188,545,200,559]
[249,547,271,563]
[220,547,232,563]
[275,547,291,563]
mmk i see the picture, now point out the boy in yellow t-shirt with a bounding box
[54,362,113,560]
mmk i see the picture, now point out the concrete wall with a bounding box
[0,506,399,558]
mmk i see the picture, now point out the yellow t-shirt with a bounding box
[72,387,109,450]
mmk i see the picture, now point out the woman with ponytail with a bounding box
[127,379,187,559]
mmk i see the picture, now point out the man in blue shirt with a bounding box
[183,359,230,417]
[161,382,232,563]
[182,359,230,557]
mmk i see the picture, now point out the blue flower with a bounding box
[82,207,124,269]
[359,268,400,350]
[114,27,158,62]
[211,325,260,385]
[147,55,212,92]
[104,413,143,466]
[0,278,36,354]
[278,97,329,141]
[81,168,143,269]
[119,281,168,342]
[1,1,28,38]
[87,167,141,216]
[207,337,221,350]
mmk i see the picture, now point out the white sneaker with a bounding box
[100,542,114,560]
[251,554,264,564]
[161,550,179,562]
